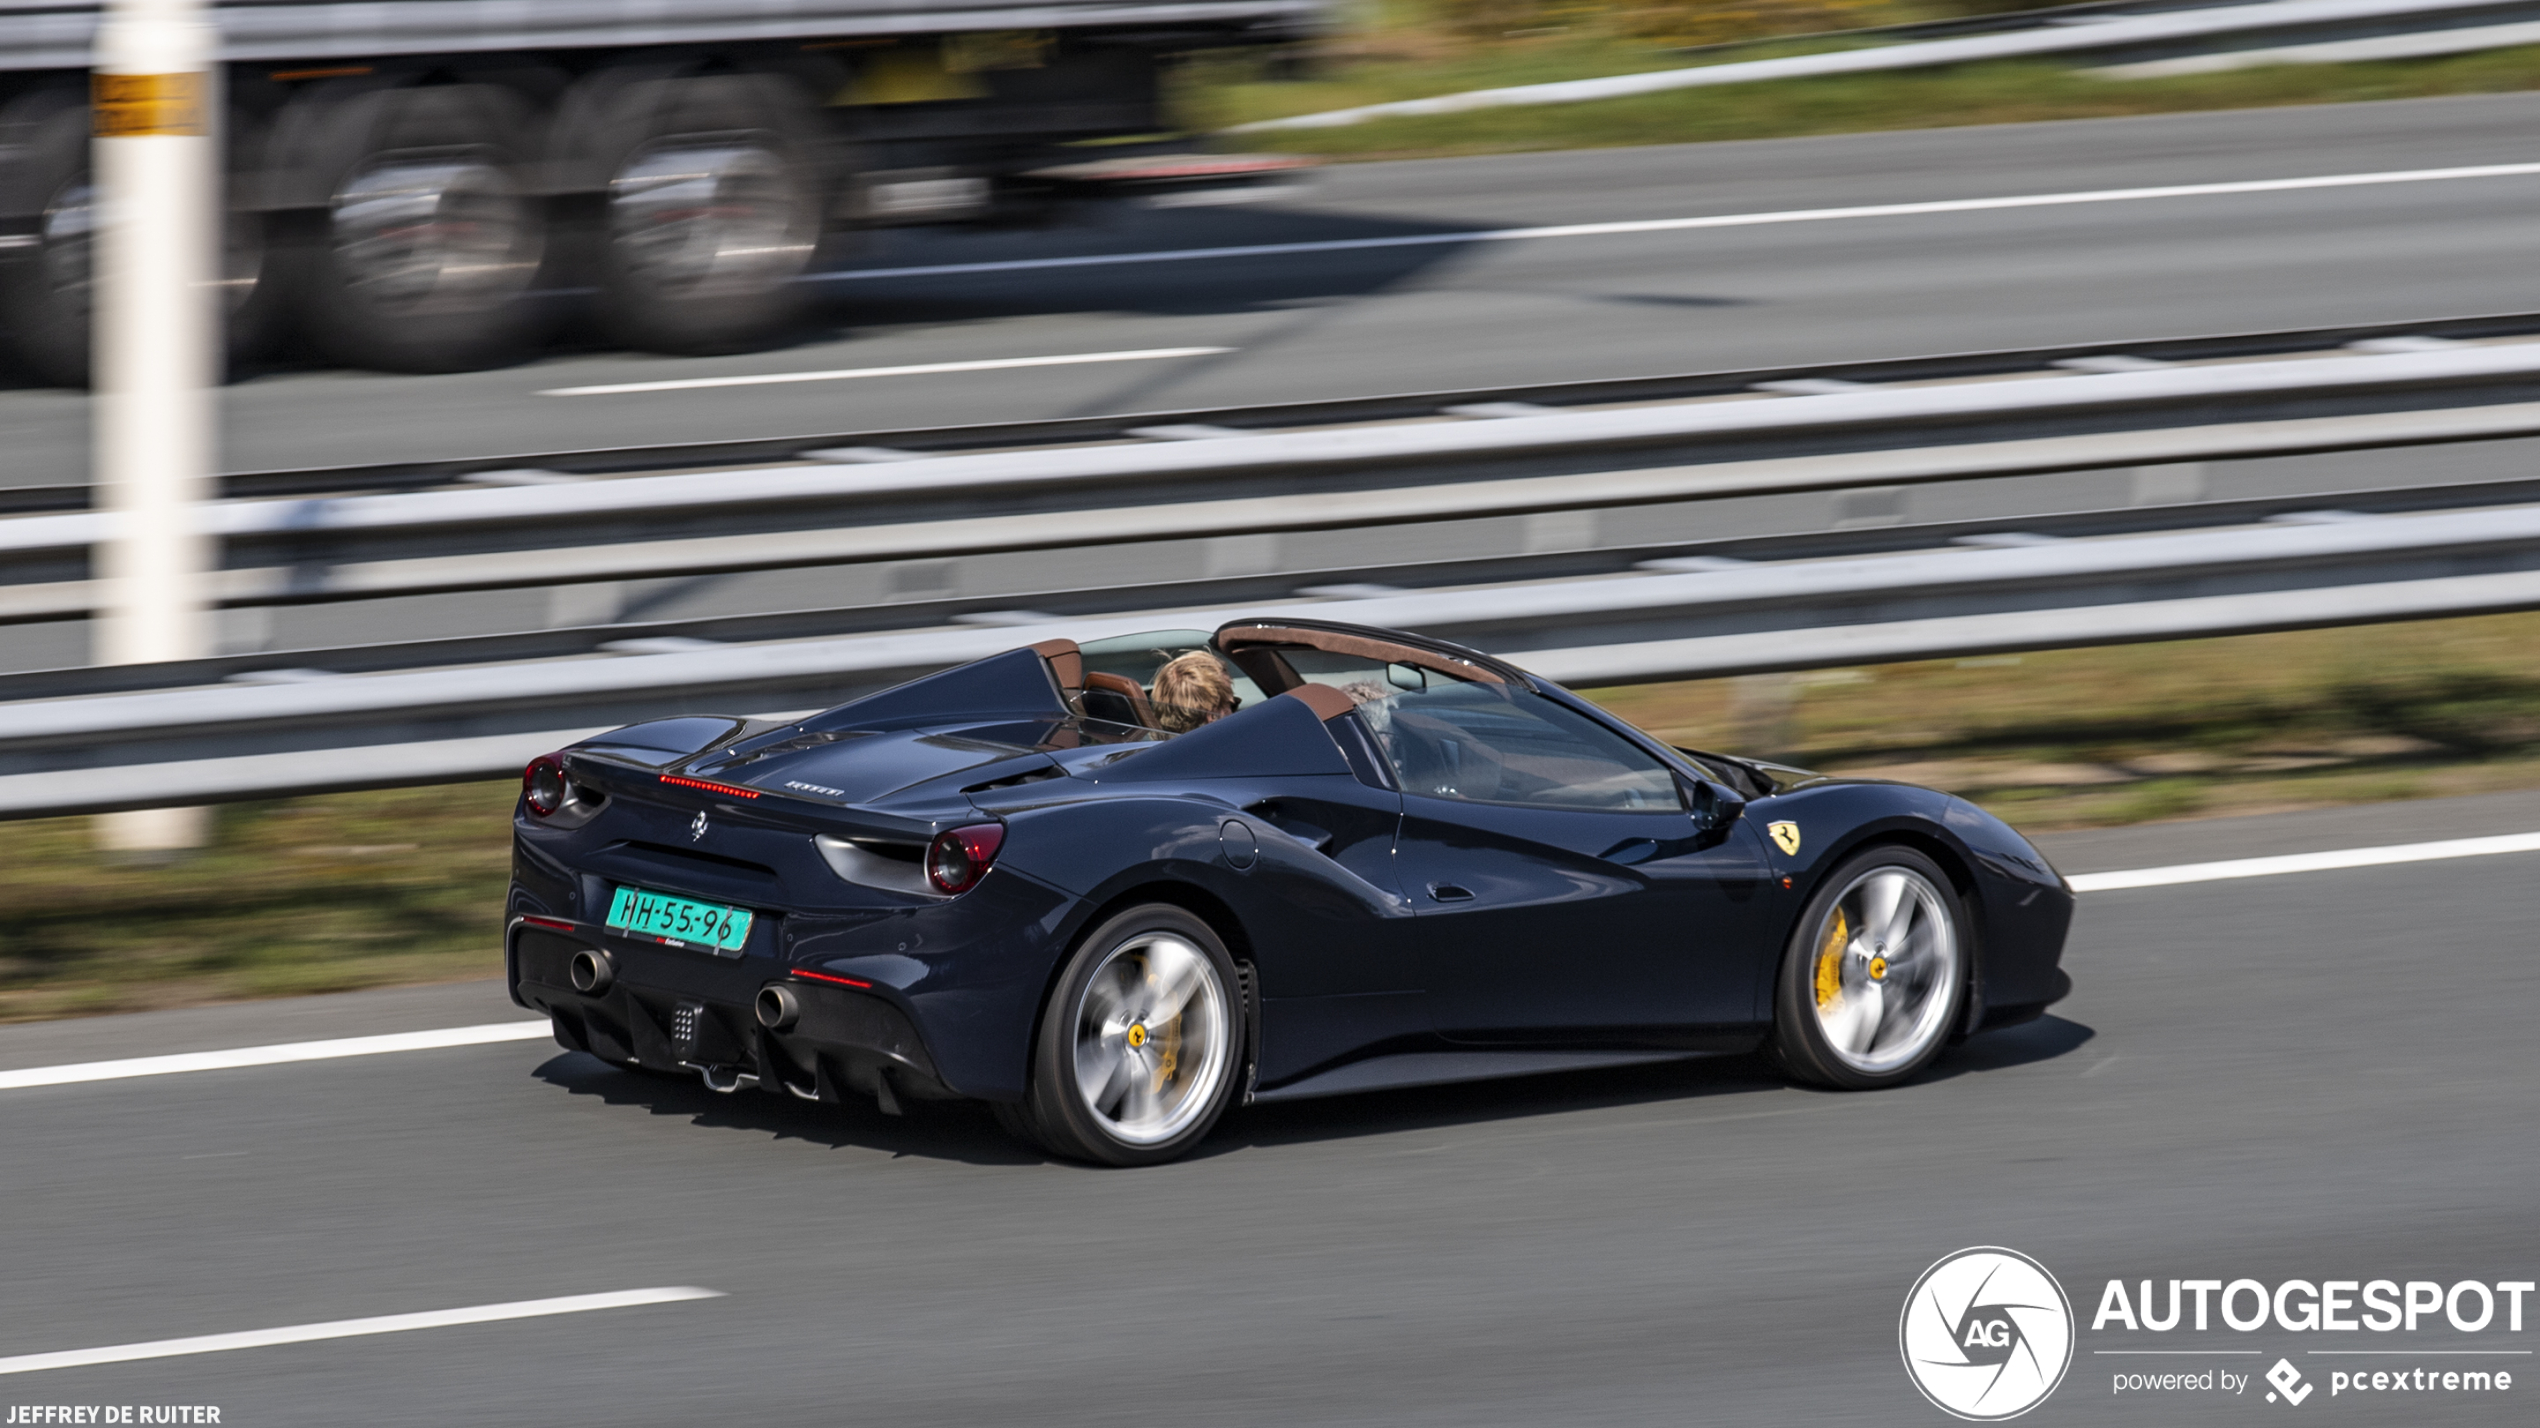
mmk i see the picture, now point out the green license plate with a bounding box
[605,886,755,952]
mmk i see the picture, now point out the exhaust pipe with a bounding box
[755,983,800,1031]
[569,948,615,994]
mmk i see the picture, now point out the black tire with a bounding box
[989,1097,1046,1153]
[272,82,548,372]
[1771,845,1970,1090]
[1012,903,1245,1167]
[0,93,285,388]
[219,111,287,369]
[565,72,825,354]
[0,92,96,386]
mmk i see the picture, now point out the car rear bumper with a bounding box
[509,920,955,1107]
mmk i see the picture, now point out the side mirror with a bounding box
[1686,778,1745,833]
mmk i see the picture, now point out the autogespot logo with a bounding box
[1902,1247,2078,1420]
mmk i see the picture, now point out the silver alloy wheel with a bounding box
[37,178,93,305]
[1806,864,1961,1075]
[330,158,540,313]
[1068,930,1232,1147]
[43,180,260,323]
[608,143,813,295]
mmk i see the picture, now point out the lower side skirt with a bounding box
[1251,1047,1723,1104]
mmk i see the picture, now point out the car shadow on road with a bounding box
[529,1015,2094,1168]
[531,1051,1045,1167]
[1207,1017,2094,1157]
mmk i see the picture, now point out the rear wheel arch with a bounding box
[1008,877,1257,1083]
[1034,879,1257,1030]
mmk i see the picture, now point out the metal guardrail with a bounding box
[1,309,2527,517]
[8,325,2540,815]
[4,491,2538,816]
[6,340,2540,628]
[97,309,2540,505]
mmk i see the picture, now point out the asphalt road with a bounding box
[1,790,2533,1425]
[7,94,2540,483]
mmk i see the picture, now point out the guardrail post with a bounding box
[90,0,218,854]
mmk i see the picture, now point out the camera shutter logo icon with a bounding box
[1900,1247,2075,1420]
[2264,1358,2312,1406]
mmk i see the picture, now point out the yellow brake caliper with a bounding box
[1145,961,1181,1092]
[1813,908,1849,1008]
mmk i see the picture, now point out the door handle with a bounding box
[1426,882,1475,903]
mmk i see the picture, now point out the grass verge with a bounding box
[1183,45,2540,160]
[1587,609,2540,831]
[0,781,517,1025]
[9,610,2540,1021]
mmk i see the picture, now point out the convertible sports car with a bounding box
[506,618,2073,1165]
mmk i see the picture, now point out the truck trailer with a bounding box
[0,0,1323,384]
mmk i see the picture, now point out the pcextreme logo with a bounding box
[1902,1247,2078,1420]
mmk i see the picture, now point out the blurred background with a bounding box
[3,5,2539,1421]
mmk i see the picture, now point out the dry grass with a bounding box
[0,781,517,1024]
[1586,610,2540,830]
[1178,18,2540,161]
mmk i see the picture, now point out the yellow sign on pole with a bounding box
[91,71,207,137]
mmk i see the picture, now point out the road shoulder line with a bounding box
[2067,829,2540,890]
[0,1287,723,1376]
[0,1020,552,1091]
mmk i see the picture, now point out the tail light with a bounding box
[926,823,1006,894]
[523,754,570,817]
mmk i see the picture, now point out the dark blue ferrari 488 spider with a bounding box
[506,618,2073,1164]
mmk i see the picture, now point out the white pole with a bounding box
[92,0,218,855]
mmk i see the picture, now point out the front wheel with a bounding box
[1009,904,1244,1166]
[1772,846,1968,1089]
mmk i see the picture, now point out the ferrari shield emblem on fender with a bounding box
[1767,821,1802,856]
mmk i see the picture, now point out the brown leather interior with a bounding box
[1215,625,1505,684]
[1081,670,1158,728]
[1280,683,1359,721]
[1028,638,1084,692]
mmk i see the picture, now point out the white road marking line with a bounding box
[541,345,1231,396]
[809,162,2540,283]
[2067,830,2540,892]
[0,1287,723,1376]
[0,1020,552,1092]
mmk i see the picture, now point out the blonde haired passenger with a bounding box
[1152,652,1239,733]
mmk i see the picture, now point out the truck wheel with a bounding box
[278,83,546,373]
[579,74,823,355]
[0,94,97,387]
[0,94,282,387]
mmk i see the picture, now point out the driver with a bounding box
[1152,652,1240,733]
